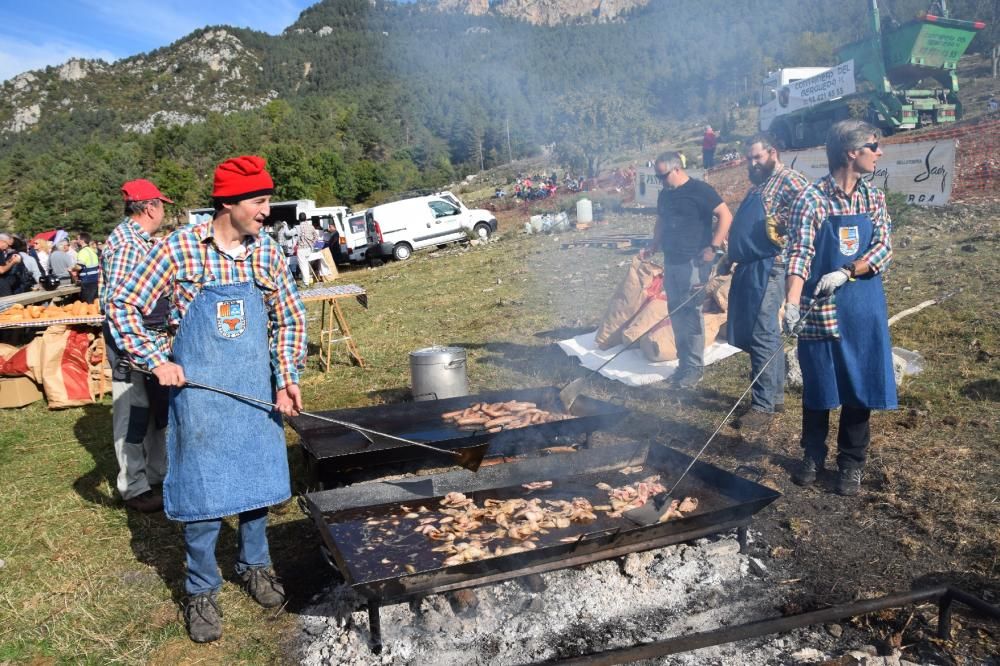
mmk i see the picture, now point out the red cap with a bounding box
[121,179,174,203]
[212,155,274,203]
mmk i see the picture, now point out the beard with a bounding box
[748,157,778,185]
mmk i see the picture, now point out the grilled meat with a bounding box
[442,401,571,432]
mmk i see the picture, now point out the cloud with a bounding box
[0,35,117,83]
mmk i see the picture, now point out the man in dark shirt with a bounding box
[0,233,27,296]
[642,151,732,387]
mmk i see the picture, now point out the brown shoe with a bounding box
[124,489,163,513]
[240,566,285,608]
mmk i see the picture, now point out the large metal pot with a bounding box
[409,346,468,401]
[39,273,61,291]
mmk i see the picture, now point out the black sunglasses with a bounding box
[860,141,879,152]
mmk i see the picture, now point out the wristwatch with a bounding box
[711,244,724,255]
[841,262,857,279]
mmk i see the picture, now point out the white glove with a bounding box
[814,269,850,297]
[783,303,801,336]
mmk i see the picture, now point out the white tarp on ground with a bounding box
[786,138,957,205]
[557,331,742,387]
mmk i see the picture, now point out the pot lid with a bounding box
[409,345,466,365]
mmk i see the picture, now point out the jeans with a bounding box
[184,507,271,595]
[703,148,716,169]
[801,407,871,470]
[748,260,785,413]
[664,258,711,375]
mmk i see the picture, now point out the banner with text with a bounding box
[633,166,710,206]
[786,138,956,206]
[759,61,856,132]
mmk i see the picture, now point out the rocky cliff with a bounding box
[0,0,656,137]
[0,28,271,135]
[436,0,650,24]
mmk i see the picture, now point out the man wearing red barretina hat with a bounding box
[108,157,307,643]
[99,178,174,514]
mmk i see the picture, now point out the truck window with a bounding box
[428,201,459,218]
[349,216,366,234]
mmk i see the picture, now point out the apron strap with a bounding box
[194,232,258,289]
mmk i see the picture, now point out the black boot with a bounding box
[791,454,824,486]
[836,466,863,496]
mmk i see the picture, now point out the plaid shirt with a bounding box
[751,166,809,261]
[787,174,893,339]
[99,218,157,312]
[108,220,308,389]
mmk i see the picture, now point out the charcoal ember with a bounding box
[748,557,769,578]
[415,594,454,631]
[621,551,656,579]
[702,538,740,559]
[447,588,479,613]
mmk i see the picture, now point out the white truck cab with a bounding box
[365,191,497,261]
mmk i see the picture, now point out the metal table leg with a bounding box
[737,525,749,554]
[368,603,383,653]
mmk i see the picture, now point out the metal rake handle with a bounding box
[664,295,830,497]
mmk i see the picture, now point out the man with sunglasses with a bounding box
[641,151,732,388]
[784,120,896,496]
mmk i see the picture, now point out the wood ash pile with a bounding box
[295,532,867,665]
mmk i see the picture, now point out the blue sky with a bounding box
[0,0,332,82]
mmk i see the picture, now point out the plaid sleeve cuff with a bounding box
[277,369,298,390]
[146,350,171,370]
[786,259,809,280]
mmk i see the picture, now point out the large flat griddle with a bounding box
[303,441,781,650]
[289,387,628,483]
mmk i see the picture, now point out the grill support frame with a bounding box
[544,586,1000,665]
[353,519,752,653]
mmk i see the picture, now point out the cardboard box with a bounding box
[0,375,44,408]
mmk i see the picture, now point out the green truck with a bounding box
[760,0,985,149]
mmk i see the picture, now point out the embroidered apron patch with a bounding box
[839,226,859,256]
[216,299,246,338]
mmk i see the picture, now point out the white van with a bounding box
[330,210,369,264]
[365,191,497,261]
[311,205,362,264]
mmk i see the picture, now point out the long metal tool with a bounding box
[558,256,723,411]
[624,296,828,525]
[132,368,489,472]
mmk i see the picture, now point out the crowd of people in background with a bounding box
[0,214,338,299]
[0,231,107,298]
[494,167,639,202]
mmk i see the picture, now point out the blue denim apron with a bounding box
[798,213,897,411]
[727,192,779,352]
[163,278,291,521]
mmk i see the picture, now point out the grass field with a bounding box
[1,197,997,664]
